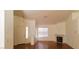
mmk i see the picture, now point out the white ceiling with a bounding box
[18,10,72,25]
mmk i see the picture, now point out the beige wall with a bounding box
[37,22,66,42]
[5,10,14,49]
[66,11,79,48]
[14,16,30,45]
[0,11,5,49]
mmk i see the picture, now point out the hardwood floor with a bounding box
[14,41,73,49]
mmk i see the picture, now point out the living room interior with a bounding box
[4,10,79,49]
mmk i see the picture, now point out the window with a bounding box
[38,28,48,38]
[26,27,28,39]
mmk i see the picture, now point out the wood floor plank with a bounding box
[14,41,73,49]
